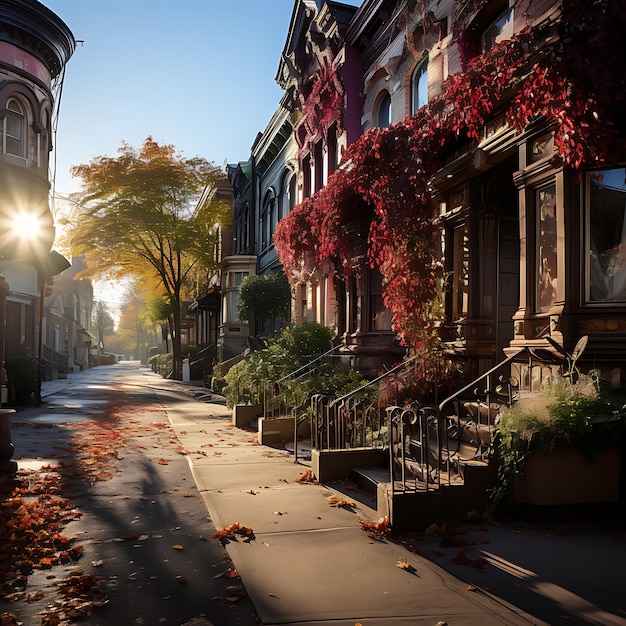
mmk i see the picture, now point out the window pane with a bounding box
[537,183,558,310]
[378,93,391,128]
[411,61,428,114]
[483,8,513,52]
[5,104,25,157]
[587,168,626,302]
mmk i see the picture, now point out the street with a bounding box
[2,362,259,626]
[3,362,626,626]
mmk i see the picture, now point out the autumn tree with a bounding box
[64,137,229,378]
[93,300,115,356]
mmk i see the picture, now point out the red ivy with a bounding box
[276,1,626,349]
[295,61,345,158]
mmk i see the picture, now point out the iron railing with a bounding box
[310,347,554,497]
[311,354,422,452]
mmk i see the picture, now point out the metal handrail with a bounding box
[274,343,344,386]
[438,348,527,416]
[329,353,422,408]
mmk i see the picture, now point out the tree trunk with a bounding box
[171,297,182,380]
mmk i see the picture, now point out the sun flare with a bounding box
[11,212,42,241]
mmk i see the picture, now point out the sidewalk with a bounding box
[38,366,626,625]
[148,373,544,625]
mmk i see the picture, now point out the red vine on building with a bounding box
[275,1,626,351]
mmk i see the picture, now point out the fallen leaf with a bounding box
[326,495,355,508]
[171,544,184,550]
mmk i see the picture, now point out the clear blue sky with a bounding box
[41,0,359,195]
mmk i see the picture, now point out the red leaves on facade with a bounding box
[295,62,345,157]
[276,2,625,349]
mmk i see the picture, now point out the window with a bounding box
[410,60,429,114]
[261,191,275,250]
[370,270,391,331]
[587,168,626,302]
[482,7,513,53]
[279,171,295,222]
[377,92,391,128]
[327,124,338,175]
[314,140,324,193]
[225,291,240,323]
[302,155,312,199]
[229,271,248,288]
[536,183,558,310]
[451,224,469,320]
[2,98,26,158]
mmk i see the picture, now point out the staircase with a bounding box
[312,349,533,530]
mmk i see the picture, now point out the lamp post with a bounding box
[0,274,17,473]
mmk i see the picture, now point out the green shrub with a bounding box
[491,372,626,511]
[221,323,364,409]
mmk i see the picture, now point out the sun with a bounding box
[11,212,42,241]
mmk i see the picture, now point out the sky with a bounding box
[39,0,361,312]
[41,0,358,196]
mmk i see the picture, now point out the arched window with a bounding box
[3,98,26,159]
[410,59,429,114]
[377,92,391,128]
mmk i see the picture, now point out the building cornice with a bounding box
[0,0,75,79]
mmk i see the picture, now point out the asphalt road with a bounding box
[2,362,260,626]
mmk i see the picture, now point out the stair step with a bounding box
[284,440,312,460]
[349,466,390,496]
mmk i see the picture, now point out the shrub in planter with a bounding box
[491,371,626,511]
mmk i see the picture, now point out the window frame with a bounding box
[3,97,27,160]
[482,6,514,53]
[410,58,429,115]
[535,181,558,312]
[377,92,391,128]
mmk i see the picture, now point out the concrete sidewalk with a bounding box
[146,373,544,625]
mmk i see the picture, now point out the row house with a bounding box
[221,92,298,355]
[274,0,626,387]
[43,255,94,375]
[225,0,626,524]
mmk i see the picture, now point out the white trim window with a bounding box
[2,97,26,159]
[377,92,391,128]
[411,59,429,114]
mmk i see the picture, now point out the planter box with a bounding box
[232,403,263,428]
[514,447,620,506]
[258,416,295,445]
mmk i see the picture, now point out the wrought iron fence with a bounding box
[310,347,548,495]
